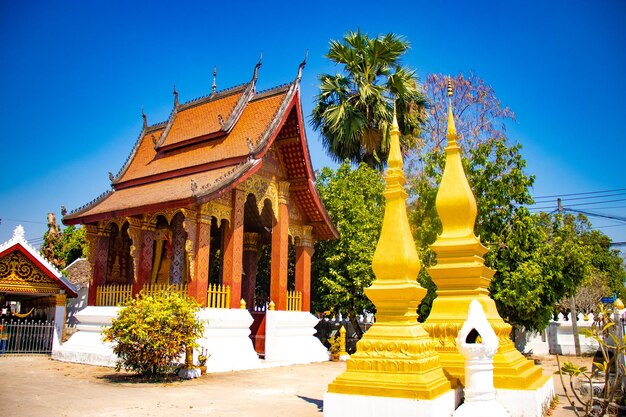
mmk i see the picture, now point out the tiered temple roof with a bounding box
[64,60,337,240]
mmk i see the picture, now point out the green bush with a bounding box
[102,291,205,376]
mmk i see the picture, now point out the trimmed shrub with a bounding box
[102,291,204,376]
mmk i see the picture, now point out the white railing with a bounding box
[0,319,55,354]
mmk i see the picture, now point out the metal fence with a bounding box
[0,319,55,354]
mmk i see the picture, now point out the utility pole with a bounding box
[559,198,581,356]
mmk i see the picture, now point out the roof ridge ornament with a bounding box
[212,66,217,95]
[295,50,308,83]
[13,225,25,241]
[142,106,148,129]
[253,54,262,84]
[173,83,180,108]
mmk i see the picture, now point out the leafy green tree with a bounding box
[407,73,597,332]
[311,30,426,170]
[102,291,204,376]
[312,162,384,337]
[554,215,626,316]
[42,222,86,269]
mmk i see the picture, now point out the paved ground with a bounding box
[0,355,591,416]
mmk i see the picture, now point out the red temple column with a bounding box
[138,218,156,288]
[190,207,212,306]
[270,181,290,311]
[223,188,245,308]
[86,223,110,306]
[242,232,259,311]
[295,225,314,312]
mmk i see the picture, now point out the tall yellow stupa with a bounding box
[324,109,454,416]
[422,79,552,413]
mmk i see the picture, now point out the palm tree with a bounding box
[311,30,426,170]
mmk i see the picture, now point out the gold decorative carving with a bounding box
[181,209,197,280]
[301,225,314,248]
[243,232,259,252]
[0,251,60,294]
[288,225,303,241]
[238,175,278,218]
[206,202,231,224]
[288,201,303,221]
[126,218,142,284]
[278,181,290,205]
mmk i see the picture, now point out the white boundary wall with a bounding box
[520,313,600,356]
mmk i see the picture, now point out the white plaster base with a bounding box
[324,390,456,417]
[197,308,261,373]
[265,310,328,364]
[177,367,201,379]
[51,306,119,367]
[453,400,510,417]
[495,377,555,417]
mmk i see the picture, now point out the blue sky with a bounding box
[1,0,625,251]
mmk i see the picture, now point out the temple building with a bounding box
[0,226,76,353]
[59,58,336,363]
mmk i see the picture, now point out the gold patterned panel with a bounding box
[0,250,61,294]
[288,200,303,222]
[204,202,232,224]
[238,175,278,218]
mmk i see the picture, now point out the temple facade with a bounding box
[61,59,337,359]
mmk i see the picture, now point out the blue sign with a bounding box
[601,293,617,304]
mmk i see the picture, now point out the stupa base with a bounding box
[324,390,455,417]
[495,376,554,417]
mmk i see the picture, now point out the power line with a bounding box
[528,198,626,211]
[549,191,626,203]
[563,198,626,208]
[0,218,47,225]
[564,208,626,224]
[532,187,626,201]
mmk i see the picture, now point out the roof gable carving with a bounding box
[0,226,77,296]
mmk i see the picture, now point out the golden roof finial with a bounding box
[446,77,457,143]
[387,102,402,170]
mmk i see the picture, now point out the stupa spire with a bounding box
[435,77,478,241]
[325,103,451,404]
[446,77,457,143]
[422,77,548,391]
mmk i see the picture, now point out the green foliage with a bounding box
[407,73,624,332]
[42,225,86,269]
[312,162,385,336]
[102,291,204,376]
[311,30,426,169]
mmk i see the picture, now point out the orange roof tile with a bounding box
[163,91,243,147]
[75,165,243,219]
[117,91,286,185]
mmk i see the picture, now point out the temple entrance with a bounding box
[151,213,188,285]
[104,222,133,285]
[243,195,274,355]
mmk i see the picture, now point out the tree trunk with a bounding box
[349,313,364,339]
